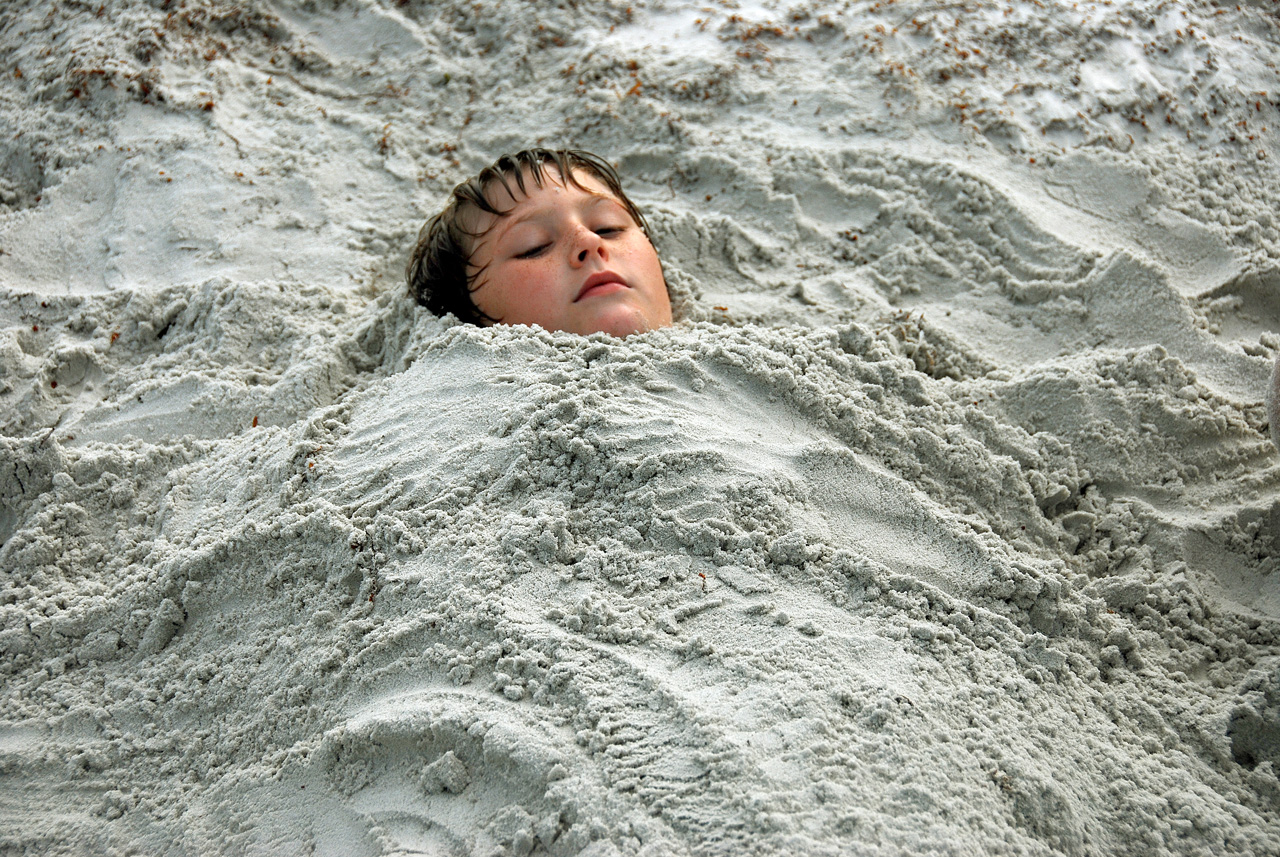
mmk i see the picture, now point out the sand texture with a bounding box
[2,0,1280,854]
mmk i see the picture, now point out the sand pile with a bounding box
[2,0,1279,854]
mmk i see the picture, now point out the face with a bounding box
[464,168,672,337]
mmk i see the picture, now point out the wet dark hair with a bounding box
[406,148,655,325]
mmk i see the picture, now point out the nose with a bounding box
[570,224,608,266]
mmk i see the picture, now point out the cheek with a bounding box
[636,242,666,285]
[515,260,564,298]
[474,260,566,323]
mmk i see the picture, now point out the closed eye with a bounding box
[515,243,549,259]
[595,226,626,237]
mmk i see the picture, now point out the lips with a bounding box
[575,271,628,302]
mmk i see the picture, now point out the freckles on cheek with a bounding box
[520,260,557,294]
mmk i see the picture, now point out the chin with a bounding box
[584,307,669,338]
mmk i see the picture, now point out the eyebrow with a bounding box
[492,192,620,246]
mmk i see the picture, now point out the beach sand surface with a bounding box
[2,1,1279,854]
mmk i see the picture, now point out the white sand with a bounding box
[2,0,1279,854]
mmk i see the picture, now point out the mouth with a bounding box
[575,271,628,302]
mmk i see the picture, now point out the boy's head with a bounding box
[406,148,672,337]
